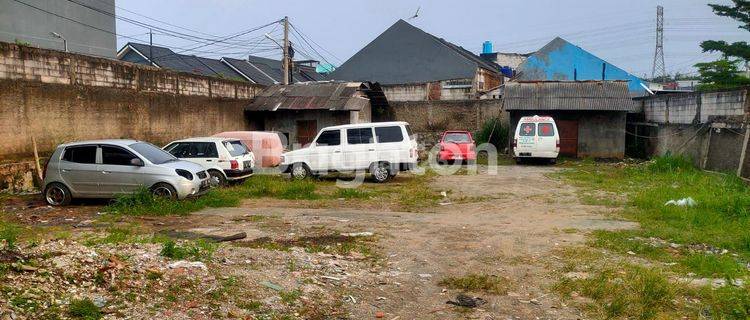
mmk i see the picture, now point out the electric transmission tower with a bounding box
[651,5,667,82]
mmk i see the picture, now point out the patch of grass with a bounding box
[0,223,21,248]
[106,187,243,216]
[279,289,301,305]
[159,239,216,261]
[554,264,676,319]
[439,273,508,295]
[238,300,262,311]
[68,298,102,320]
[680,253,745,279]
[396,169,441,211]
[239,234,376,257]
[334,187,370,199]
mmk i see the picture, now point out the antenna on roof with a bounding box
[408,6,420,20]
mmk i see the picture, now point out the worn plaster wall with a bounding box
[382,79,489,102]
[248,110,361,148]
[0,41,263,161]
[379,99,504,146]
[641,89,747,125]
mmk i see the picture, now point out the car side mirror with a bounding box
[130,158,144,166]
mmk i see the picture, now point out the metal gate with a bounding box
[556,119,578,157]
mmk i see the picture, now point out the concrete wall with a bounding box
[379,99,504,146]
[382,74,501,102]
[641,89,748,125]
[509,110,627,159]
[250,110,360,148]
[0,0,116,58]
[0,41,263,160]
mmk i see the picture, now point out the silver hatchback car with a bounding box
[43,139,211,206]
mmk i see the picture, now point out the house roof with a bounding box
[330,19,499,85]
[503,81,639,112]
[118,42,325,84]
[247,82,371,112]
[119,43,245,80]
[514,37,646,93]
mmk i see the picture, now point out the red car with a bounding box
[438,131,477,164]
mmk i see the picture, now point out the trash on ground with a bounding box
[167,261,207,270]
[446,294,487,308]
[664,197,697,207]
[341,231,374,237]
[260,281,284,291]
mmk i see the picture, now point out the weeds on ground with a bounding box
[0,223,21,249]
[68,298,102,320]
[334,188,370,199]
[239,234,376,257]
[159,239,216,261]
[439,273,508,295]
[557,155,750,318]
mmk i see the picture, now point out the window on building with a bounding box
[315,130,340,146]
[62,146,97,164]
[347,128,374,145]
[375,126,404,143]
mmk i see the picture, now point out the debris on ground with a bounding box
[446,294,487,308]
[664,197,697,207]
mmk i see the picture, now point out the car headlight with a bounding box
[175,169,193,180]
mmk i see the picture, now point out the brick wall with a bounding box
[378,99,505,145]
[0,41,265,161]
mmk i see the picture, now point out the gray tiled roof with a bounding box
[123,42,245,79]
[503,81,639,112]
[330,20,500,85]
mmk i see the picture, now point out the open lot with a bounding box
[2,159,749,319]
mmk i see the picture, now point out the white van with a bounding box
[280,122,418,182]
[513,115,560,163]
[164,137,255,186]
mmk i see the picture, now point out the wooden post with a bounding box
[32,136,43,182]
[737,125,750,177]
[701,127,712,170]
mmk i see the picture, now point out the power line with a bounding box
[288,23,343,64]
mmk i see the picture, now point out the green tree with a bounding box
[696,1,750,91]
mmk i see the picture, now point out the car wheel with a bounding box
[371,162,392,183]
[44,182,72,206]
[209,170,227,187]
[549,158,557,165]
[151,183,178,200]
[291,163,311,180]
[515,158,524,165]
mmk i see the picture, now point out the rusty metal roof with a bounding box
[247,82,370,112]
[503,81,639,112]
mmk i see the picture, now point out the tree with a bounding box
[696,1,750,90]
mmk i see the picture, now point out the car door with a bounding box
[537,122,557,154]
[516,121,536,155]
[374,125,407,165]
[344,127,376,170]
[308,129,342,172]
[98,145,145,194]
[58,145,100,195]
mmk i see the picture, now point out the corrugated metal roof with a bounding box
[503,81,639,112]
[247,82,370,112]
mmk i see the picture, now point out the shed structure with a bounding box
[504,81,639,159]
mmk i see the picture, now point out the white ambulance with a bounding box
[512,115,560,163]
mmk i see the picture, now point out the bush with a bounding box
[68,298,101,320]
[160,239,216,261]
[649,154,695,173]
[474,118,508,150]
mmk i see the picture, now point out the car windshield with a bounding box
[444,132,471,143]
[130,142,177,164]
[224,140,249,157]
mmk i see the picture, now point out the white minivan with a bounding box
[164,137,255,186]
[280,122,418,182]
[513,115,560,163]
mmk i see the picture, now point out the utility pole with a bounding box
[282,16,290,85]
[149,29,153,64]
[651,5,666,83]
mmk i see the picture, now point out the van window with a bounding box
[223,141,248,157]
[316,130,340,146]
[101,145,139,165]
[444,132,471,143]
[62,146,97,164]
[347,128,374,145]
[519,123,536,136]
[538,123,555,137]
[405,125,415,140]
[375,126,404,143]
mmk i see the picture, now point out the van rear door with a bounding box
[536,122,557,154]
[516,122,536,155]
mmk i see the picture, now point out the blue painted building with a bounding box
[515,37,646,94]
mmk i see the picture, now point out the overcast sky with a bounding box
[115,0,747,78]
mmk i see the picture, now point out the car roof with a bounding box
[170,137,240,143]
[61,139,140,147]
[321,121,409,131]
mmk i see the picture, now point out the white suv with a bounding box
[164,137,255,186]
[280,122,418,182]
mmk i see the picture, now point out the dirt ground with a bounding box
[0,165,637,319]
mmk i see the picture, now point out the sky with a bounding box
[114,0,747,78]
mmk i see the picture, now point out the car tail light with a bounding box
[556,139,560,149]
[230,160,239,170]
[512,138,517,148]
